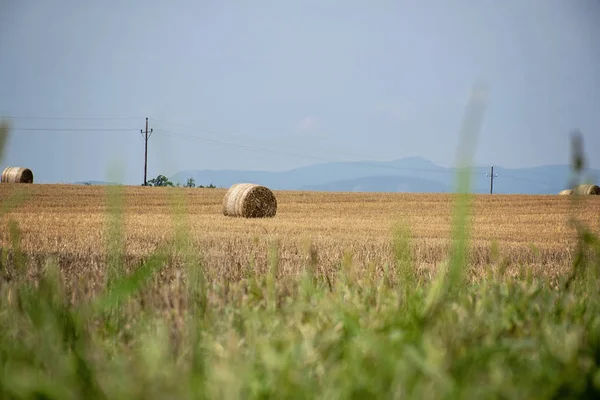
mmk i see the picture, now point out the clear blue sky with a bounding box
[1,0,599,184]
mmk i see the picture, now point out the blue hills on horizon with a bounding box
[164,156,599,195]
[71,156,600,195]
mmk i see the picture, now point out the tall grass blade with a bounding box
[0,118,10,163]
[0,119,31,235]
[564,131,600,298]
[104,160,126,290]
[94,247,169,312]
[7,219,25,274]
[0,187,30,217]
[392,221,416,299]
[447,81,489,296]
[166,186,207,316]
[423,81,489,320]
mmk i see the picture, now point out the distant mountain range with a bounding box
[167,156,600,195]
[75,157,600,195]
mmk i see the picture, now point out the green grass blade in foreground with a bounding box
[448,82,489,292]
[564,131,600,296]
[1,188,31,281]
[93,247,170,312]
[98,159,175,312]
[166,186,207,315]
[0,119,10,163]
[0,120,31,217]
[266,238,279,311]
[424,82,489,319]
[392,221,417,299]
[104,160,126,289]
[8,219,26,274]
[3,256,107,400]
[0,187,30,218]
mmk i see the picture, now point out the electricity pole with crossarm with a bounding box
[140,117,153,186]
[486,165,498,194]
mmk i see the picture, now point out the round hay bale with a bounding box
[559,189,573,195]
[222,183,277,218]
[573,184,600,195]
[1,167,33,183]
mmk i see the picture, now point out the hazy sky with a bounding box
[1,0,599,184]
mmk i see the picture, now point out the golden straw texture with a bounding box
[573,184,600,195]
[1,167,34,183]
[222,183,277,218]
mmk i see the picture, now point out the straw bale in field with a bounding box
[1,167,34,183]
[559,189,573,195]
[573,184,600,195]
[222,183,277,218]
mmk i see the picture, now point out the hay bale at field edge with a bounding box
[222,183,277,218]
[559,189,573,195]
[1,166,34,183]
[573,184,600,195]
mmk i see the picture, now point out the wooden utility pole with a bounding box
[140,117,153,186]
[486,165,498,194]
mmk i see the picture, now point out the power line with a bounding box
[10,116,559,181]
[11,123,550,182]
[4,119,568,185]
[151,118,365,161]
[10,128,138,132]
[499,173,552,185]
[4,116,142,121]
[152,118,571,184]
[149,117,454,168]
[152,117,591,181]
[154,128,488,177]
[155,129,333,163]
[154,128,566,187]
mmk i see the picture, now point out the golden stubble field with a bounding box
[1,183,599,286]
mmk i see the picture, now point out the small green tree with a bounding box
[185,177,196,188]
[147,175,174,187]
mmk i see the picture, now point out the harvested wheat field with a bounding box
[1,183,599,286]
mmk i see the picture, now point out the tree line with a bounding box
[146,175,216,188]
